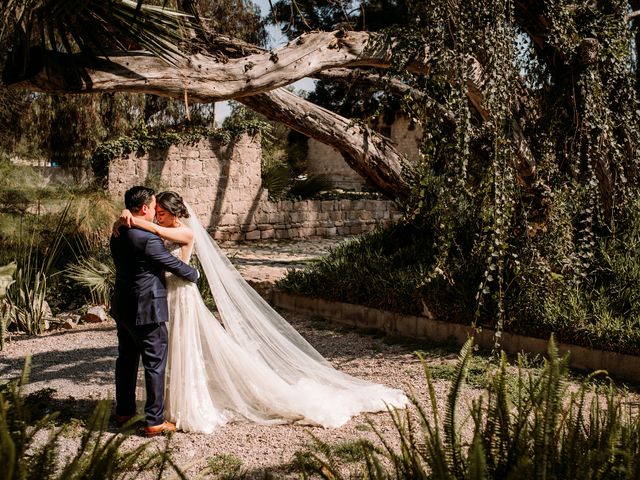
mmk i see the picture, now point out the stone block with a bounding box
[321,201,335,212]
[275,229,290,239]
[359,211,373,221]
[261,229,275,239]
[231,201,250,214]
[245,230,261,240]
[339,199,352,210]
[295,295,319,314]
[597,350,640,380]
[272,291,297,311]
[218,213,238,225]
[341,303,364,328]
[317,298,343,323]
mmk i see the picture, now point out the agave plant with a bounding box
[0,262,15,350]
[6,204,69,336]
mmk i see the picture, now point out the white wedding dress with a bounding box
[163,206,408,433]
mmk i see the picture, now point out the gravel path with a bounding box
[0,314,451,478]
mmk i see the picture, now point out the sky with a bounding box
[214,0,316,124]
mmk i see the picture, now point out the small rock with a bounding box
[55,313,80,330]
[60,319,76,329]
[42,300,53,318]
[84,305,108,323]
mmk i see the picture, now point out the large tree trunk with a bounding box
[241,89,412,200]
[3,29,536,199]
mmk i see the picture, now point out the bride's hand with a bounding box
[112,219,125,237]
[121,209,135,227]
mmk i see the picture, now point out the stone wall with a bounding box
[306,114,423,190]
[213,198,401,242]
[107,134,400,241]
[305,140,367,191]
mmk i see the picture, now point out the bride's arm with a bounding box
[120,209,194,244]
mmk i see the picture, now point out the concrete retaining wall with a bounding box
[269,290,640,382]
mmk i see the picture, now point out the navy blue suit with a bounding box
[110,226,198,426]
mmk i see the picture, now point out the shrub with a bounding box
[297,338,640,479]
[280,191,640,355]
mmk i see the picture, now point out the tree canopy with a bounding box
[2,0,640,332]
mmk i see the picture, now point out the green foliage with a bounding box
[205,453,246,479]
[297,338,640,479]
[261,164,291,200]
[5,205,70,335]
[65,257,115,308]
[281,190,640,355]
[0,176,119,322]
[287,175,332,199]
[0,358,184,480]
[279,222,474,319]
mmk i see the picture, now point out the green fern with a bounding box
[295,338,640,479]
[0,357,185,480]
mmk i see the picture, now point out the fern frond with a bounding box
[443,337,474,477]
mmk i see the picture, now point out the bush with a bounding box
[297,338,640,479]
[280,190,640,356]
[279,223,437,316]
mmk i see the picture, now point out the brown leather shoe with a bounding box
[143,421,176,437]
[115,414,136,428]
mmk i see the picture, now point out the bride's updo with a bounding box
[156,191,190,218]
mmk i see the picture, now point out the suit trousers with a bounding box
[115,321,168,426]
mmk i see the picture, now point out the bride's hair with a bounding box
[157,191,190,218]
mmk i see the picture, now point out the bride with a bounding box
[119,190,408,433]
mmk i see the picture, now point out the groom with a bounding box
[110,185,199,437]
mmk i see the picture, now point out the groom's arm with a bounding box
[145,235,199,283]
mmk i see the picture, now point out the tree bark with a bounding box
[8,31,427,101]
[3,28,536,198]
[240,89,413,200]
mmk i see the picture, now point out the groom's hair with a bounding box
[124,186,155,212]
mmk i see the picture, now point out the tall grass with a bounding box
[296,338,640,479]
[6,204,70,335]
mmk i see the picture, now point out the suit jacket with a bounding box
[110,226,199,326]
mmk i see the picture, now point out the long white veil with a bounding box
[183,204,409,401]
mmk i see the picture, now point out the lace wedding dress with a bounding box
[163,206,408,433]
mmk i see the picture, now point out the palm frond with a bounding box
[65,257,115,307]
[2,0,194,83]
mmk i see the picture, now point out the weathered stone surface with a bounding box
[84,305,108,323]
[108,135,400,240]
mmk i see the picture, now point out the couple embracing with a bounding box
[110,185,408,437]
